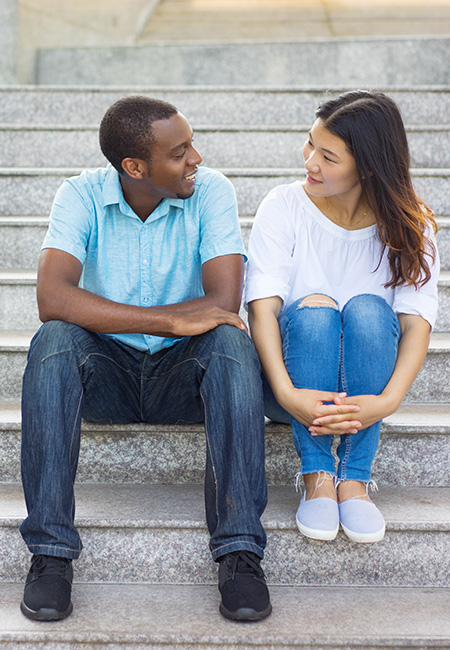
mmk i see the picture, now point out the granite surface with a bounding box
[1,87,450,128]
[0,222,45,270]
[2,126,450,169]
[2,408,450,486]
[0,0,17,84]
[1,483,449,586]
[35,38,450,86]
[1,582,449,649]
[1,169,450,218]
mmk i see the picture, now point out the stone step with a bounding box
[140,2,450,41]
[35,37,450,86]
[1,167,450,218]
[1,215,450,272]
[1,582,449,649]
[1,86,450,126]
[4,580,450,649]
[2,124,450,169]
[1,402,450,487]
[0,217,46,270]
[1,331,449,403]
[1,483,449,587]
[1,269,448,332]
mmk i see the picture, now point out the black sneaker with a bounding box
[21,554,73,621]
[218,550,272,621]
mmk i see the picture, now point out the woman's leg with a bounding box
[281,295,342,480]
[280,294,343,527]
[336,294,401,488]
[336,294,401,542]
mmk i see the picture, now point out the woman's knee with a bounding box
[282,294,340,341]
[342,294,400,351]
[343,294,397,330]
[298,294,338,309]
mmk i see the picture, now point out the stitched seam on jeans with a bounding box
[200,384,220,535]
[214,540,262,554]
[146,356,207,380]
[78,352,138,376]
[68,389,83,518]
[211,351,243,365]
[338,331,345,393]
[29,543,81,552]
[41,349,73,362]
[340,435,352,480]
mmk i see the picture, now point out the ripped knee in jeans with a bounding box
[298,294,338,309]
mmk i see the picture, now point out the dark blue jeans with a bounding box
[20,321,267,561]
[264,294,401,483]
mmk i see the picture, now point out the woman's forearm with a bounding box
[380,313,431,413]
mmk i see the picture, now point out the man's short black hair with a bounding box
[99,95,178,174]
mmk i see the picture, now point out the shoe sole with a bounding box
[220,602,272,621]
[296,516,339,541]
[20,599,73,621]
[340,523,386,543]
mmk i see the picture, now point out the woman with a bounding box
[246,90,439,544]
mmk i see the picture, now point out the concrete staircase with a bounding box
[1,38,450,650]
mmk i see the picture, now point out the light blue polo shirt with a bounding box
[42,165,246,354]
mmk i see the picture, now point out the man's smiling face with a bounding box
[140,112,203,201]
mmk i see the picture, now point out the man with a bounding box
[19,96,271,622]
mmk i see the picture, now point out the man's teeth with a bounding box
[185,173,196,181]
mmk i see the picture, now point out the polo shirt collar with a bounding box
[101,165,185,219]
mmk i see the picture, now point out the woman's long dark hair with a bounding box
[316,90,437,288]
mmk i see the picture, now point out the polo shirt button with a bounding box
[142,259,149,266]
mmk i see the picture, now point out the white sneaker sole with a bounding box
[340,522,386,544]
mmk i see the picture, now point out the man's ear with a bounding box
[121,158,148,179]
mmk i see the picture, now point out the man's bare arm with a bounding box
[37,248,247,337]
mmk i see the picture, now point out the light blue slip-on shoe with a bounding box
[296,495,339,541]
[339,498,386,543]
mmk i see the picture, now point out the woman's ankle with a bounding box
[337,480,371,503]
[303,471,337,501]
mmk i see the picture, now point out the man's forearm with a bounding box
[38,283,247,338]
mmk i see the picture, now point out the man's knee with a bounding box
[27,322,100,373]
[28,321,82,358]
[205,324,259,364]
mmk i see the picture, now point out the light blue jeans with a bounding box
[264,294,401,482]
[20,321,267,561]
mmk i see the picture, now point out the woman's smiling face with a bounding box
[302,118,361,201]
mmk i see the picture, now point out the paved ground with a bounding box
[139,0,450,41]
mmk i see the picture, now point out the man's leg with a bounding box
[139,324,271,620]
[20,320,144,619]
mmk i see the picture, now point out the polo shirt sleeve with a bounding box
[392,228,440,328]
[245,185,295,307]
[41,177,93,265]
[197,171,246,264]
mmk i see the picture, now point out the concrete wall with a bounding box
[16,0,157,83]
[0,0,18,83]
